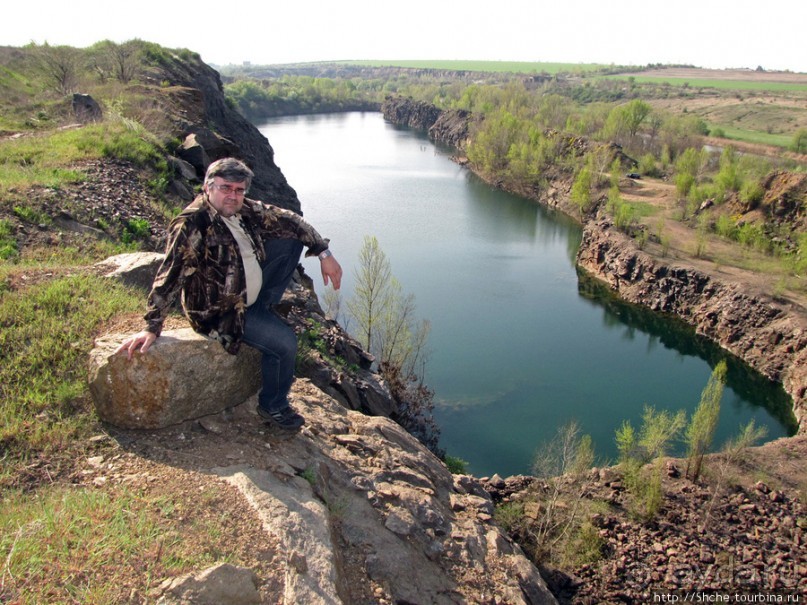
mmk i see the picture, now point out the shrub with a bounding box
[121,218,150,244]
[616,406,686,521]
[740,180,765,207]
[685,361,727,481]
[571,165,594,213]
[443,455,468,475]
[715,214,738,240]
[638,153,661,177]
[0,219,18,260]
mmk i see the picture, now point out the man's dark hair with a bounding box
[204,158,254,190]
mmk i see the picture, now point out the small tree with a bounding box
[90,40,143,84]
[685,360,727,481]
[571,165,593,214]
[346,236,436,450]
[347,235,393,355]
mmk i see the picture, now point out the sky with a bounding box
[2,0,805,73]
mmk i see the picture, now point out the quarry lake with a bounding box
[259,112,796,477]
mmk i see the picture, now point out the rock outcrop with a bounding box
[120,379,557,604]
[141,53,302,214]
[381,96,475,151]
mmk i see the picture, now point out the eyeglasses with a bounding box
[211,184,247,197]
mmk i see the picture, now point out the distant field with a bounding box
[605,67,807,92]
[708,123,793,148]
[605,75,807,92]
[341,60,608,74]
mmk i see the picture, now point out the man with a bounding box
[116,157,342,430]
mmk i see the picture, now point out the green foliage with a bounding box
[615,406,686,521]
[0,121,164,193]
[638,152,661,177]
[714,146,742,195]
[345,236,438,453]
[494,501,525,533]
[675,171,695,200]
[225,76,377,119]
[570,165,594,213]
[532,421,595,479]
[121,217,150,244]
[1,480,238,604]
[736,222,770,252]
[296,319,354,373]
[492,422,604,567]
[13,205,51,226]
[443,454,469,475]
[347,235,430,378]
[715,214,738,240]
[739,180,765,206]
[790,128,807,154]
[685,361,727,480]
[721,420,768,462]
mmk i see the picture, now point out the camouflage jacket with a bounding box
[144,194,329,354]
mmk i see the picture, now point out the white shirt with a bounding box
[222,214,262,306]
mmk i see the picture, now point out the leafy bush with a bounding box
[615,406,686,520]
[638,153,661,177]
[121,218,150,244]
[443,455,468,475]
[715,214,738,240]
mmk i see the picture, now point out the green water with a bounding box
[259,112,796,477]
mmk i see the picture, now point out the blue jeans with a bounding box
[242,239,304,413]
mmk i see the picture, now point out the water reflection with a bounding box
[577,269,798,433]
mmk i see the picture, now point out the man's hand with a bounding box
[114,330,157,360]
[320,255,343,290]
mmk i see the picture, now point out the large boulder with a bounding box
[88,328,261,429]
[72,93,103,122]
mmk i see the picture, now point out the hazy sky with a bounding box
[2,0,805,72]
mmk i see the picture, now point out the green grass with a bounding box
[603,75,807,92]
[707,123,793,148]
[342,59,609,74]
[1,478,237,604]
[0,121,165,194]
[0,218,18,259]
[0,274,143,483]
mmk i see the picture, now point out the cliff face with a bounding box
[142,52,302,213]
[381,96,806,434]
[381,96,475,150]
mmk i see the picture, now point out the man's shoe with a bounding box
[257,405,305,430]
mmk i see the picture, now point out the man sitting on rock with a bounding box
[116,157,342,430]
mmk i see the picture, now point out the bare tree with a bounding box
[88,40,142,84]
[34,43,80,94]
